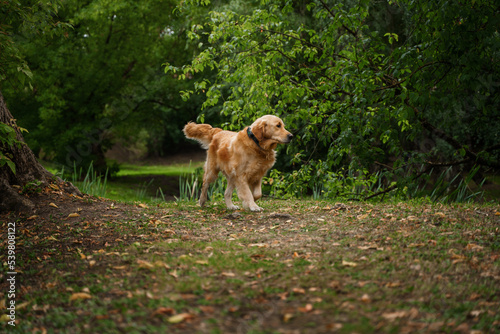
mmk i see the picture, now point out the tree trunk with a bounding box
[0,90,81,213]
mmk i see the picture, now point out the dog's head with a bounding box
[250,115,293,150]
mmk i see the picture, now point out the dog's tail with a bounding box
[183,122,222,149]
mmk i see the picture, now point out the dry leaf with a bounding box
[68,213,80,218]
[466,243,484,252]
[0,314,11,322]
[342,260,358,267]
[199,305,215,314]
[167,313,194,324]
[27,215,39,220]
[16,301,30,311]
[434,212,446,218]
[69,292,92,302]
[385,282,401,288]
[195,260,209,265]
[249,243,267,248]
[151,307,175,317]
[360,294,371,303]
[283,313,294,322]
[113,265,128,270]
[292,287,306,294]
[382,310,407,321]
[137,259,155,269]
[221,272,235,277]
[49,202,58,208]
[138,203,148,208]
[297,304,313,313]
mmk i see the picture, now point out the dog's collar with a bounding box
[247,127,263,150]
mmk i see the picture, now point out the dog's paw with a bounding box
[227,204,240,210]
[249,206,264,212]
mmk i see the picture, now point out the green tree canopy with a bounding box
[168,0,500,199]
[4,0,206,173]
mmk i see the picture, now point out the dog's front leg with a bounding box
[224,178,239,210]
[252,179,263,201]
[235,179,263,212]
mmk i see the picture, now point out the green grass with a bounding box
[4,199,500,333]
[115,162,203,177]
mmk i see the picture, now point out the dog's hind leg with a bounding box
[199,160,218,207]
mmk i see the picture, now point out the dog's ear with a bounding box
[252,120,266,142]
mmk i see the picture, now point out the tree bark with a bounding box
[0,90,81,213]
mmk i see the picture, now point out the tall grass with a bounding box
[70,162,108,197]
[176,167,226,202]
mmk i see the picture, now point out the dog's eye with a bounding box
[277,124,281,128]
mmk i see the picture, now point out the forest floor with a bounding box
[1,183,499,333]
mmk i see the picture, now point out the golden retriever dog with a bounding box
[183,115,293,211]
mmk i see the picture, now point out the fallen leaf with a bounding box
[137,259,155,269]
[385,282,401,288]
[113,265,128,270]
[283,313,294,323]
[195,260,209,265]
[68,213,80,218]
[250,254,265,259]
[297,303,313,313]
[382,310,408,321]
[342,260,358,267]
[292,287,306,294]
[69,292,92,302]
[466,243,484,252]
[0,314,11,322]
[9,301,29,313]
[27,215,39,220]
[199,305,215,314]
[434,212,446,218]
[138,203,148,208]
[49,202,58,208]
[360,294,371,303]
[249,243,267,248]
[221,272,235,277]
[167,313,194,324]
[152,307,175,316]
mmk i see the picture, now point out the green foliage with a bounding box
[3,0,209,174]
[177,167,226,202]
[0,123,18,174]
[20,180,43,195]
[1,1,68,175]
[71,162,108,198]
[168,0,500,201]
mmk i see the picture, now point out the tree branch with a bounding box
[317,0,358,37]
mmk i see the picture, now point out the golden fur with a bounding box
[183,115,293,211]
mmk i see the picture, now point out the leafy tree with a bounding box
[4,0,205,173]
[0,1,80,212]
[168,0,500,199]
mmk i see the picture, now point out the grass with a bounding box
[115,162,203,177]
[3,198,499,333]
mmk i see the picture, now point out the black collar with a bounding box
[247,127,263,150]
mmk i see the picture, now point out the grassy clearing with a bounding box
[115,163,203,177]
[2,197,499,333]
